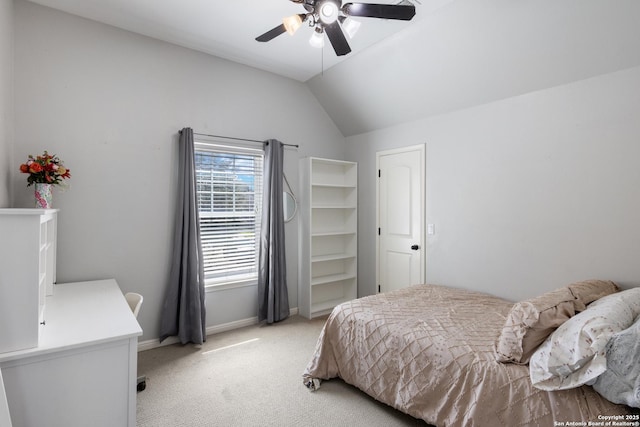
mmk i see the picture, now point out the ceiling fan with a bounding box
[256,0,416,56]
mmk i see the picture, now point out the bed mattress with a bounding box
[303,284,631,426]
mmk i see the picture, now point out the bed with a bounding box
[303,283,636,426]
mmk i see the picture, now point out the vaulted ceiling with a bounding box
[26,0,640,136]
[307,0,640,135]
[27,0,451,82]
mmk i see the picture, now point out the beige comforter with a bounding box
[303,285,631,426]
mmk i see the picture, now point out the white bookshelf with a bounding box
[0,209,58,353]
[299,158,357,319]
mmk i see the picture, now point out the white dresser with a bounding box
[0,279,142,427]
[0,209,58,353]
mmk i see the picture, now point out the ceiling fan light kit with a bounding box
[318,0,340,24]
[256,0,416,56]
[309,26,325,48]
[283,14,304,35]
[339,15,361,39]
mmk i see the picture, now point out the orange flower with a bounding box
[20,150,71,187]
[29,163,43,173]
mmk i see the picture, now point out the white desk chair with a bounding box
[0,368,12,427]
[125,292,143,318]
[124,292,146,392]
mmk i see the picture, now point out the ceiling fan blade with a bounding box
[256,24,287,42]
[325,21,352,56]
[342,3,416,20]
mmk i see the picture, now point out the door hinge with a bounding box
[378,227,381,235]
[378,285,381,293]
[378,169,381,178]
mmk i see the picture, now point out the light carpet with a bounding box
[136,315,430,427]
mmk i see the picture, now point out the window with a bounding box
[194,142,263,287]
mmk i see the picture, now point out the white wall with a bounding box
[309,0,640,137]
[347,66,640,302]
[0,0,12,207]
[13,0,346,342]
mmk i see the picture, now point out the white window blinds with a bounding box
[194,143,263,285]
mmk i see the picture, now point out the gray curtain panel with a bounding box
[159,127,206,344]
[258,140,290,323]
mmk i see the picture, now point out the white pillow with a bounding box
[529,287,640,391]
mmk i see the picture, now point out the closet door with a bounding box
[377,145,425,293]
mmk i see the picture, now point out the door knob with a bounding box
[411,244,419,250]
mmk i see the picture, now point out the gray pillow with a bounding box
[592,314,640,408]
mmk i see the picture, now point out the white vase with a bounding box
[34,183,53,208]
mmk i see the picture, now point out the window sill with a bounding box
[205,279,258,292]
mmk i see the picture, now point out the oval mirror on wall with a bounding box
[283,191,297,222]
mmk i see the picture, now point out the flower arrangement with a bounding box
[19,151,71,186]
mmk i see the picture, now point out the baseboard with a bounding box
[137,307,299,352]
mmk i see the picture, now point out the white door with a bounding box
[377,144,425,293]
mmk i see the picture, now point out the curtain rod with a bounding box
[181,130,299,148]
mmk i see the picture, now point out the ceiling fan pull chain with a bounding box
[321,40,324,76]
